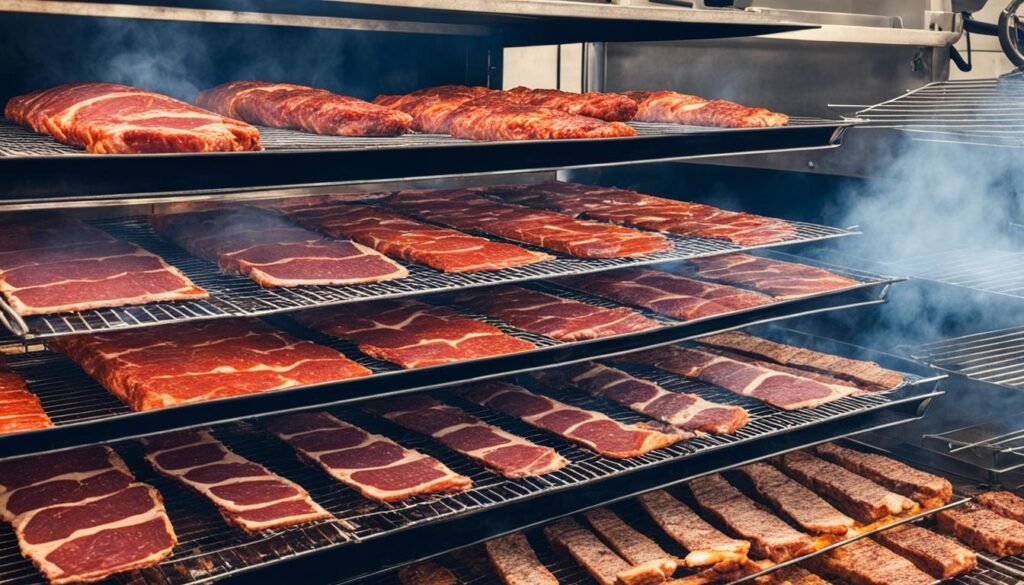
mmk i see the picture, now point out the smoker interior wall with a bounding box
[0,12,494,106]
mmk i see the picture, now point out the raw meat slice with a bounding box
[689,473,815,562]
[0,214,206,316]
[532,362,748,435]
[0,446,176,585]
[636,489,749,567]
[0,358,51,435]
[398,561,460,585]
[873,524,976,579]
[754,566,831,585]
[625,345,858,410]
[544,517,665,585]
[5,82,261,153]
[151,207,408,287]
[484,532,559,585]
[776,451,915,524]
[459,381,681,459]
[735,462,854,535]
[387,189,671,259]
[282,204,552,272]
[503,87,638,121]
[556,268,773,321]
[374,85,494,133]
[49,319,370,411]
[683,254,858,299]
[444,95,638,141]
[492,181,796,246]
[266,412,471,503]
[623,91,788,128]
[975,490,1024,523]
[814,444,951,507]
[196,81,413,136]
[293,299,535,369]
[364,394,567,478]
[935,502,1024,557]
[452,285,661,341]
[583,507,678,579]
[143,430,330,532]
[805,537,933,585]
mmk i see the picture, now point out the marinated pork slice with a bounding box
[697,332,904,391]
[387,189,671,259]
[503,87,639,121]
[267,412,471,503]
[623,91,788,128]
[973,490,1024,523]
[0,359,51,435]
[152,207,408,287]
[5,82,261,153]
[814,444,951,507]
[282,204,552,272]
[873,523,976,579]
[452,285,661,341]
[625,345,858,411]
[533,362,748,435]
[493,181,796,246]
[556,268,774,321]
[936,502,1024,557]
[484,533,559,585]
[374,85,494,133]
[444,95,638,141]
[364,394,567,478]
[143,430,330,532]
[197,80,413,136]
[736,462,854,535]
[636,489,750,567]
[460,381,681,459]
[776,451,914,524]
[293,299,535,369]
[49,319,370,411]
[805,537,933,585]
[584,507,678,579]
[689,474,815,562]
[0,446,176,585]
[683,254,858,299]
[545,517,666,585]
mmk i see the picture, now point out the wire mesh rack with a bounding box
[0,360,941,585]
[0,215,856,340]
[905,325,1024,389]
[854,78,1024,148]
[884,249,1024,301]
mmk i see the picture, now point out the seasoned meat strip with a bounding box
[545,517,666,585]
[805,537,933,585]
[584,507,678,579]
[874,523,976,579]
[936,502,1024,557]
[484,533,558,585]
[975,490,1024,523]
[736,463,854,535]
[636,490,749,567]
[814,444,951,507]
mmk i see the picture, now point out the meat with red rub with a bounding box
[624,90,789,128]
[503,86,638,121]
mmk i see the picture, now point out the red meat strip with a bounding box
[364,394,567,478]
[698,332,904,391]
[444,94,638,141]
[533,362,748,435]
[623,90,789,128]
[452,285,660,341]
[196,80,412,136]
[683,254,858,299]
[151,207,407,287]
[49,319,370,411]
[387,189,671,258]
[502,87,638,122]
[143,430,330,533]
[292,299,535,369]
[0,446,176,585]
[374,85,495,133]
[266,412,471,503]
[690,473,815,562]
[281,203,552,272]
[5,82,261,153]
[459,381,681,458]
[490,181,796,246]
[0,214,207,316]
[0,357,51,435]
[625,345,859,410]
[556,268,773,321]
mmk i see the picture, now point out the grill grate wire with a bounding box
[905,325,1024,390]
[0,357,930,585]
